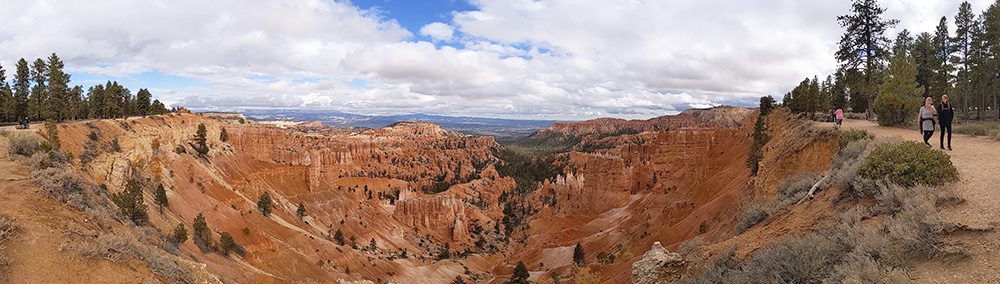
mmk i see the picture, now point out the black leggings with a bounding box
[940,123,952,148]
[923,131,934,145]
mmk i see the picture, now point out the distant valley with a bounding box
[240,109,558,138]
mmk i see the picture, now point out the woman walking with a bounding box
[939,95,954,150]
[834,108,845,128]
[919,97,937,147]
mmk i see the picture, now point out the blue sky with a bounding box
[1,0,988,120]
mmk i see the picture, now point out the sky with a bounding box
[0,0,992,120]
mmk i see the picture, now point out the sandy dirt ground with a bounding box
[832,119,1000,283]
[0,128,156,283]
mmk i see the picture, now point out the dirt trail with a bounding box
[835,119,1000,283]
[0,130,156,282]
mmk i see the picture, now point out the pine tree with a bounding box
[982,2,1000,120]
[13,58,30,121]
[836,0,899,119]
[154,183,168,209]
[135,88,152,116]
[173,223,188,243]
[573,242,586,266]
[508,261,529,284]
[913,32,935,98]
[953,1,976,112]
[218,232,238,255]
[333,229,345,245]
[296,202,306,219]
[193,213,213,249]
[875,48,923,126]
[46,53,70,121]
[195,123,209,157]
[28,58,48,120]
[220,127,228,142]
[0,61,10,122]
[929,17,953,101]
[257,192,272,216]
[112,179,149,226]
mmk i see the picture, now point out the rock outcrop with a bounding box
[631,242,685,284]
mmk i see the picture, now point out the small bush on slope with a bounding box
[858,141,958,187]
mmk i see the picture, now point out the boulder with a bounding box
[632,242,685,284]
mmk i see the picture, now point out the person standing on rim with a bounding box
[939,95,954,150]
[919,97,937,147]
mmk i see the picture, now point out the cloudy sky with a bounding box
[0,0,990,120]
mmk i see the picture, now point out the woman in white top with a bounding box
[919,97,938,147]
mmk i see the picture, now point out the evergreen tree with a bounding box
[836,0,898,119]
[218,232,238,255]
[112,179,150,226]
[220,127,229,142]
[44,120,60,150]
[46,53,71,121]
[573,242,586,266]
[28,58,48,120]
[150,99,168,115]
[193,213,213,249]
[953,1,976,112]
[0,62,12,122]
[831,69,849,110]
[929,17,953,101]
[982,2,1000,119]
[913,32,935,98]
[508,261,529,284]
[154,183,168,209]
[333,229,345,245]
[173,223,188,244]
[195,123,209,157]
[257,192,272,216]
[296,202,306,219]
[13,58,30,120]
[875,48,923,126]
[136,88,151,116]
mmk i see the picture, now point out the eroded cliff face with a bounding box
[45,106,834,283]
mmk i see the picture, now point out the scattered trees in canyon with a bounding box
[0,53,170,123]
[154,184,168,210]
[172,223,188,244]
[193,213,213,250]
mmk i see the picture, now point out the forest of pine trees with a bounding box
[785,0,1000,124]
[0,53,170,123]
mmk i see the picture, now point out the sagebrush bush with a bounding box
[80,233,193,283]
[28,150,69,170]
[7,132,40,156]
[0,215,18,280]
[32,166,93,211]
[858,141,958,187]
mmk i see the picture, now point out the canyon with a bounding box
[0,106,842,283]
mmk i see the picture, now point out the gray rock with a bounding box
[632,241,685,284]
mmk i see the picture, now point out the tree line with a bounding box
[0,53,170,123]
[785,0,1000,125]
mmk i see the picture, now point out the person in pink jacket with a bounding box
[834,108,845,128]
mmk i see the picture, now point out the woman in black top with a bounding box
[939,95,954,150]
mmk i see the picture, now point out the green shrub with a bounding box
[858,141,958,187]
[838,129,872,148]
[218,232,243,256]
[257,192,272,216]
